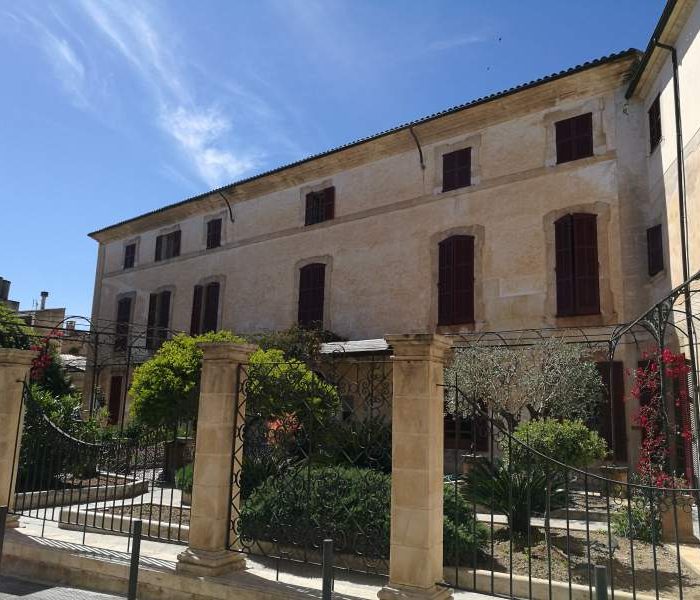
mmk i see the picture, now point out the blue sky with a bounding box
[1,1,664,318]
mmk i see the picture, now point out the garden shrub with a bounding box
[507,419,608,472]
[248,325,344,362]
[130,331,246,427]
[175,463,194,493]
[240,466,485,561]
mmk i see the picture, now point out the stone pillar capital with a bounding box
[0,348,36,367]
[385,334,452,363]
[197,342,257,364]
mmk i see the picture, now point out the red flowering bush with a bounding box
[629,347,690,488]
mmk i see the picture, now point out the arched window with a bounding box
[298,263,326,327]
[438,235,474,325]
[555,213,599,316]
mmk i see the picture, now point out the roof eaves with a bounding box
[89,48,641,241]
[626,0,679,98]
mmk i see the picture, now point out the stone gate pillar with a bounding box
[177,342,257,577]
[379,334,452,600]
[0,348,35,525]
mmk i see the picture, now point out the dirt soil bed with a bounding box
[101,503,191,527]
[452,527,700,599]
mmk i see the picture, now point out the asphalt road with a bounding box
[0,577,123,599]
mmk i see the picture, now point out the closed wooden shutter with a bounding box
[146,293,158,348]
[108,376,123,426]
[442,148,471,192]
[438,236,474,325]
[555,215,575,316]
[647,224,664,276]
[648,95,662,151]
[572,213,599,315]
[171,231,181,257]
[157,291,171,329]
[556,113,593,164]
[203,282,220,333]
[596,362,627,461]
[155,236,163,262]
[298,263,325,327]
[323,187,335,220]
[190,285,203,335]
[207,219,222,249]
[115,297,131,350]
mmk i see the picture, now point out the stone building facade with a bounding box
[87,0,700,467]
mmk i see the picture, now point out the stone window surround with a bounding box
[429,225,485,334]
[192,275,227,332]
[543,202,615,326]
[122,238,140,269]
[432,133,482,195]
[543,97,607,167]
[292,255,333,330]
[202,212,228,249]
[299,179,334,226]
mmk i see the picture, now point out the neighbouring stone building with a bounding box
[87,0,700,468]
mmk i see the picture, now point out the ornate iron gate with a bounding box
[227,352,392,576]
[12,383,195,545]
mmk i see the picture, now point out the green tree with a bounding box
[129,331,246,428]
[0,304,33,349]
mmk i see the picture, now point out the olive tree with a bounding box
[445,336,603,430]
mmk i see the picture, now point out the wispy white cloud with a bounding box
[427,34,488,52]
[77,0,254,187]
[7,11,90,109]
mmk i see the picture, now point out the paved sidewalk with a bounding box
[0,576,123,599]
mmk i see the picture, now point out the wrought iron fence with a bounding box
[228,351,392,577]
[442,383,700,600]
[11,383,195,545]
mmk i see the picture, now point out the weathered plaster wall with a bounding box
[94,63,640,344]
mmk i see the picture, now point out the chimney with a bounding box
[40,291,49,310]
[0,278,9,301]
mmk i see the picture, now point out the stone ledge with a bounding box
[0,529,368,600]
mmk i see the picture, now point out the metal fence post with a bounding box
[595,565,608,600]
[0,505,7,573]
[322,538,333,600]
[128,520,142,600]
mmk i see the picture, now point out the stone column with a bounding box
[177,342,257,577]
[0,349,35,525]
[379,334,453,600]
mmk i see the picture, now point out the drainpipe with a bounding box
[655,41,700,488]
[655,41,690,281]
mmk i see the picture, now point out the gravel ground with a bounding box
[102,503,190,526]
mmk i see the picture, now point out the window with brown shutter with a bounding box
[298,263,325,327]
[123,244,136,269]
[146,290,171,349]
[442,148,471,192]
[648,94,662,152]
[438,235,474,325]
[555,113,593,164]
[595,362,627,461]
[206,219,222,249]
[305,187,335,226]
[155,231,181,261]
[108,375,123,426]
[555,213,600,316]
[114,297,132,350]
[190,282,221,334]
[647,224,664,276]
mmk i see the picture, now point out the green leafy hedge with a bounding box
[239,466,486,562]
